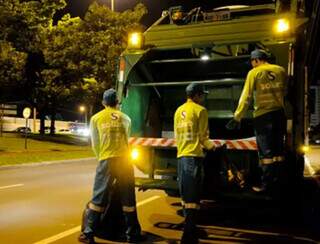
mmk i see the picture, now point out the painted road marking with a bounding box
[200,225,317,242]
[0,184,24,190]
[33,195,161,244]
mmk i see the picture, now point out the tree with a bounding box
[0,0,66,134]
[40,3,147,132]
[0,41,27,100]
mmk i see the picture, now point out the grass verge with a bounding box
[0,133,94,166]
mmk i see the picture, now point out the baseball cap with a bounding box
[186,82,209,96]
[250,49,269,60]
[102,88,117,106]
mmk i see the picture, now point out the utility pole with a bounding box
[111,0,114,11]
[33,107,36,133]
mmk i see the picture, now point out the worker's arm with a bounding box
[122,113,131,140]
[234,70,255,121]
[198,109,214,150]
[89,117,100,158]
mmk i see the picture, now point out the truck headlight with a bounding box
[274,18,290,33]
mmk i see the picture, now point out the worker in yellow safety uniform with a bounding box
[226,49,287,194]
[79,88,144,244]
[174,82,224,244]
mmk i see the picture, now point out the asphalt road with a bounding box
[0,159,319,244]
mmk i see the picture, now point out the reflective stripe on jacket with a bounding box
[234,63,287,121]
[174,99,214,158]
[90,106,131,161]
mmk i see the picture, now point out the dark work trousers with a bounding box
[178,157,204,243]
[254,109,286,192]
[83,157,141,238]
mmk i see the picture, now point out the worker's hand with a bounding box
[226,119,240,130]
[214,143,227,153]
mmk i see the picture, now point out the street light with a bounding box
[79,105,87,125]
[111,0,115,11]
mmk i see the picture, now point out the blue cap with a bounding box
[102,88,117,106]
[186,82,209,97]
[250,49,269,60]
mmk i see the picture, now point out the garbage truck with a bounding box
[116,0,319,229]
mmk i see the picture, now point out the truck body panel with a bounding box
[116,1,309,196]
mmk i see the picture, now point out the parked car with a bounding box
[58,129,71,134]
[15,127,31,133]
[38,126,52,133]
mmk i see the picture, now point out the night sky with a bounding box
[63,0,274,27]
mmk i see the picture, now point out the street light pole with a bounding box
[111,0,114,11]
[79,105,88,126]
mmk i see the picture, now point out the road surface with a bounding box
[0,158,319,244]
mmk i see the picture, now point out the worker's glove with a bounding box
[226,119,240,130]
[214,143,227,153]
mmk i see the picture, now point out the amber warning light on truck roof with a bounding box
[273,18,290,33]
[128,32,143,49]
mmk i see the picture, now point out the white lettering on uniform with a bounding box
[260,82,282,90]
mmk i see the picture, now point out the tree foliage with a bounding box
[0,0,147,134]
[0,41,27,87]
[41,2,147,114]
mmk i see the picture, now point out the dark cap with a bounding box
[102,88,117,106]
[250,49,269,60]
[186,82,209,97]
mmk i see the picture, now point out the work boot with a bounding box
[126,232,147,243]
[124,211,145,243]
[181,229,199,244]
[78,233,96,244]
[181,209,199,244]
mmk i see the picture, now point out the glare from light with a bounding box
[274,19,290,33]
[130,33,139,45]
[79,106,86,112]
[77,127,90,137]
[200,54,210,61]
[128,32,143,49]
[301,145,310,153]
[131,148,139,160]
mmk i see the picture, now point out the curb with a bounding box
[0,157,96,170]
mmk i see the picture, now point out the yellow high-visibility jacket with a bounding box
[234,63,287,121]
[90,106,131,161]
[174,99,214,158]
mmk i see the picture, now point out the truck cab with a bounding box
[116,1,310,199]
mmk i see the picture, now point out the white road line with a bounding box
[33,195,161,244]
[0,184,24,190]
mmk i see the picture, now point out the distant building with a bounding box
[310,85,320,127]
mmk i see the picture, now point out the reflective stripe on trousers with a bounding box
[88,202,105,213]
[181,201,200,210]
[122,206,136,212]
[260,155,285,165]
